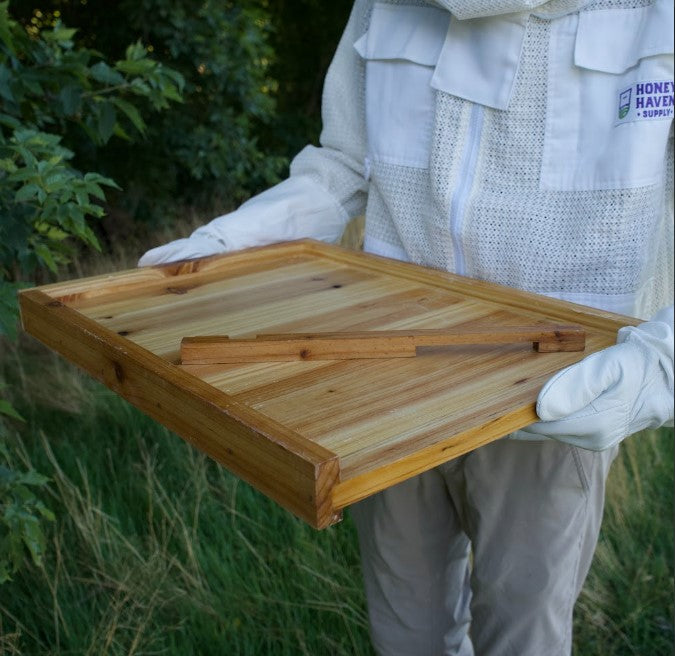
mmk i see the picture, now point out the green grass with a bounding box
[573,427,674,655]
[1,335,672,655]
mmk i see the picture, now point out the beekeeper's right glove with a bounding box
[138,176,349,267]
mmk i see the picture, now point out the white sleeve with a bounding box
[191,174,352,250]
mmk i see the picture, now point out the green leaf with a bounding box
[116,55,156,77]
[15,146,37,168]
[59,85,83,116]
[123,40,147,62]
[34,220,69,241]
[112,97,146,134]
[0,399,23,422]
[112,122,131,141]
[42,26,77,44]
[0,157,17,173]
[89,61,124,86]
[79,224,101,251]
[62,204,85,231]
[128,78,150,96]
[36,503,55,522]
[96,102,116,144]
[33,243,58,273]
[17,470,49,486]
[44,170,74,191]
[160,83,182,104]
[0,112,20,130]
[72,187,86,206]
[21,514,46,566]
[83,172,120,190]
[14,183,41,203]
[20,75,43,97]
[163,67,185,90]
[8,168,39,182]
[84,183,106,202]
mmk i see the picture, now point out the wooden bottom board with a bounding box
[19,240,637,528]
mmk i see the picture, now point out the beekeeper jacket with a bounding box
[194,0,674,320]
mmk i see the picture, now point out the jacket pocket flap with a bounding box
[575,0,674,74]
[354,2,449,66]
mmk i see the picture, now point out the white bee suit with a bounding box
[141,0,673,323]
[140,1,674,654]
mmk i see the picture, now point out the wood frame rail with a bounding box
[180,325,586,364]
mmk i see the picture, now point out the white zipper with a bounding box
[449,104,484,276]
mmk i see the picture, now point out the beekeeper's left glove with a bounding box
[519,306,674,451]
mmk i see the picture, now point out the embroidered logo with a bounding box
[616,80,674,125]
[618,88,631,119]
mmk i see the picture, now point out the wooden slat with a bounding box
[181,334,416,363]
[180,324,585,364]
[262,325,586,348]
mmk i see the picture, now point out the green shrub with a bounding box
[15,0,288,222]
[0,2,183,326]
[0,1,182,582]
[14,1,356,224]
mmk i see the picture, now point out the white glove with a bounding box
[520,306,674,451]
[138,175,349,267]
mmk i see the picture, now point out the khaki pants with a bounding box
[351,438,618,656]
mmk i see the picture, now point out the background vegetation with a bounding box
[8,0,352,233]
[0,1,673,655]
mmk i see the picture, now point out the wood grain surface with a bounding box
[19,240,638,528]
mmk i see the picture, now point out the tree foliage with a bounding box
[0,0,182,582]
[14,0,288,219]
[12,0,355,221]
[264,0,353,157]
[0,2,183,328]
[0,438,55,584]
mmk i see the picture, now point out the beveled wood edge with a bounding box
[300,240,641,333]
[28,239,640,335]
[331,405,539,510]
[32,241,314,308]
[18,288,343,529]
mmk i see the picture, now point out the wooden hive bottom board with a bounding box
[19,241,632,528]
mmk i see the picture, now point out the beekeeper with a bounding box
[140,1,674,654]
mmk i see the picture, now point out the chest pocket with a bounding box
[354,3,450,169]
[541,0,674,191]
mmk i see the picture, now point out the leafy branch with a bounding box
[0,2,183,584]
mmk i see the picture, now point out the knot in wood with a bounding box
[113,362,125,384]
